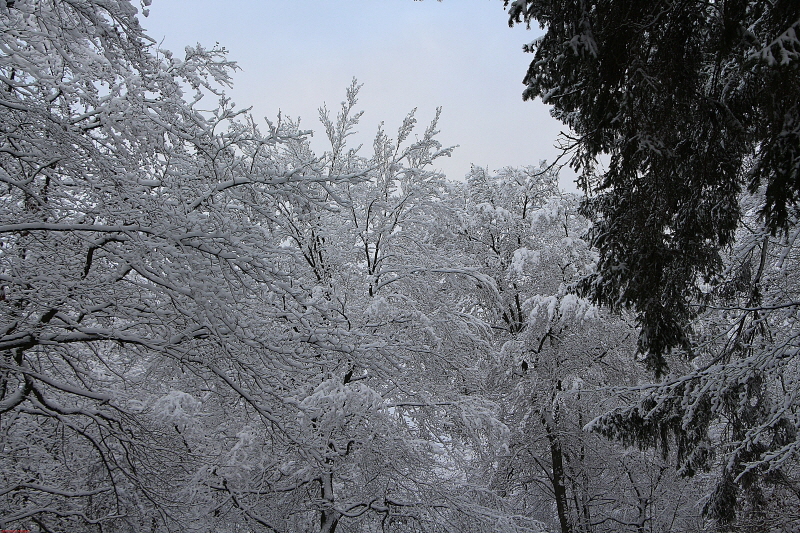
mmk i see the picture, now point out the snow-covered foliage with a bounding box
[2,1,797,532]
[0,2,505,530]
[444,165,704,533]
[591,191,800,531]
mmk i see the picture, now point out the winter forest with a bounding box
[1,1,799,532]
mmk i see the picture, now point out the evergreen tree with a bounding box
[505,0,800,374]
[504,1,800,528]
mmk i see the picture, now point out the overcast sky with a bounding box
[141,0,578,191]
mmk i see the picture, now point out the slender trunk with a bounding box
[576,397,592,532]
[319,472,340,533]
[635,498,647,533]
[567,467,589,533]
[625,468,649,533]
[542,410,571,533]
[549,434,571,533]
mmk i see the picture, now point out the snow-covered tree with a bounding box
[501,2,800,528]
[0,2,503,531]
[443,166,704,533]
[200,83,534,533]
[0,0,256,529]
[504,0,800,375]
[591,190,800,532]
[0,3,531,528]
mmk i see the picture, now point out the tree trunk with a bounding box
[319,472,340,533]
[542,410,571,533]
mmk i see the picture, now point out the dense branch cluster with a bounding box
[0,1,798,533]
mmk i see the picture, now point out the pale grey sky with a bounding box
[141,0,577,191]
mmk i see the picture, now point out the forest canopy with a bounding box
[0,1,798,533]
